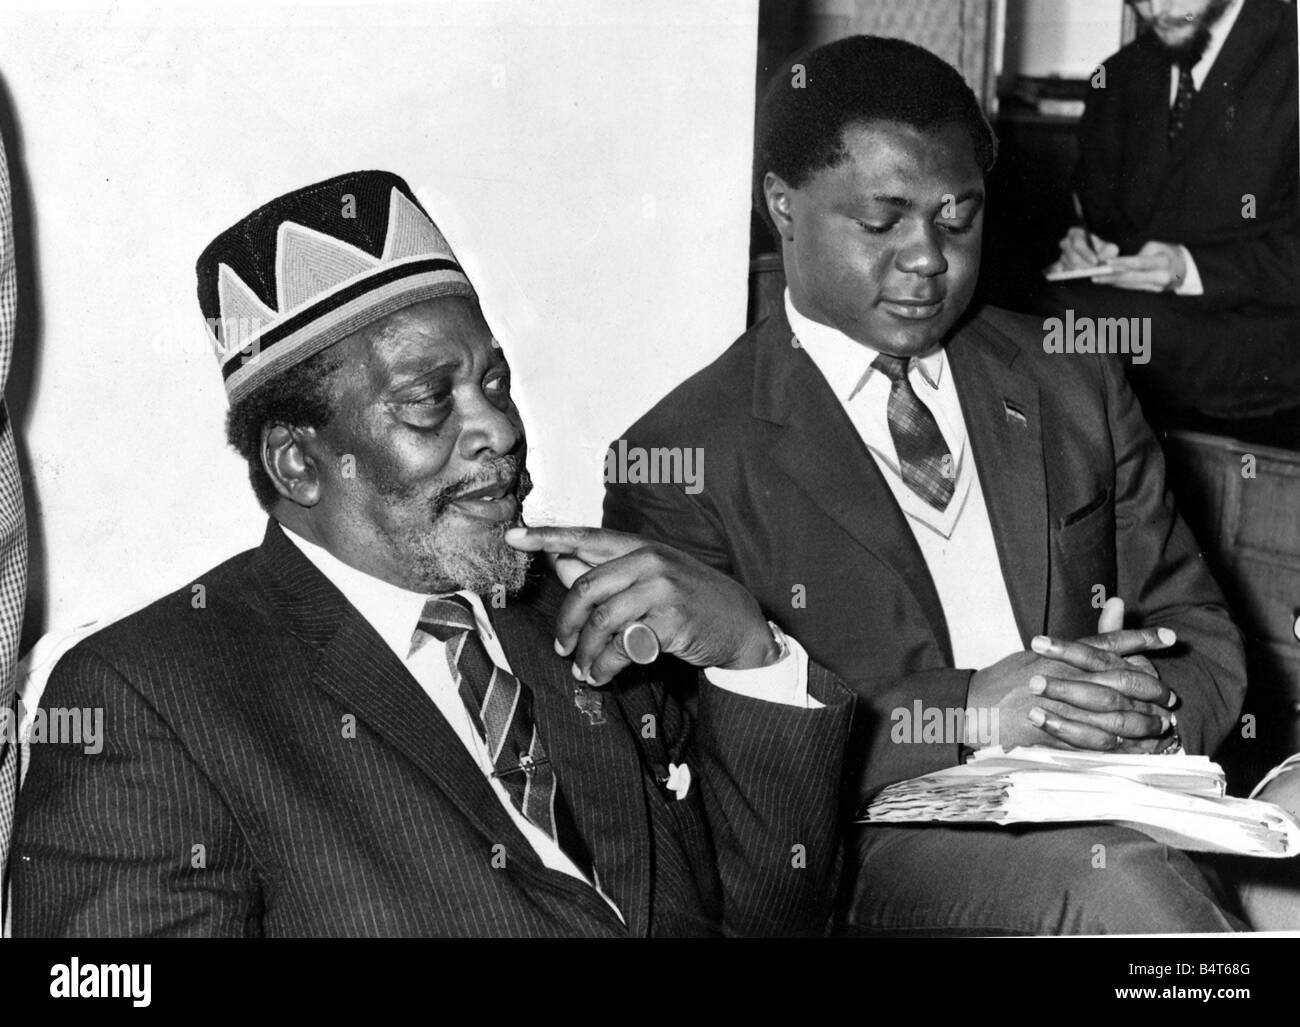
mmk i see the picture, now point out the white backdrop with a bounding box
[0,0,759,646]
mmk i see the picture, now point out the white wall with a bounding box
[0,0,759,645]
[1003,0,1126,79]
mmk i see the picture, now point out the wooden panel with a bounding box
[1232,456,1300,559]
[1162,429,1300,782]
[1223,552,1300,648]
[803,0,999,108]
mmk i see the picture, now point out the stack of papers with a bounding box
[861,747,1300,857]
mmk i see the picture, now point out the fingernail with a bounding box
[571,662,585,681]
[504,527,527,541]
[1029,675,1046,695]
[1028,707,1047,727]
[1170,713,1178,727]
[1157,627,1176,645]
[554,638,566,656]
[1030,635,1051,652]
[1167,691,1178,709]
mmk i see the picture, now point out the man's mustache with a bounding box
[431,456,532,518]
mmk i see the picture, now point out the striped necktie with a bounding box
[415,594,594,878]
[1169,60,1197,141]
[872,353,955,511]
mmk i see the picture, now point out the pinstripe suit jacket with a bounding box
[11,521,853,937]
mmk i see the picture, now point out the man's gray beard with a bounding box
[368,456,534,595]
[403,516,533,596]
[400,522,533,595]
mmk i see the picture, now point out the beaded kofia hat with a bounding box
[196,170,477,404]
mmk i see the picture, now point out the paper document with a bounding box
[860,747,1300,858]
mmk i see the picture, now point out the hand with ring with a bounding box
[505,525,782,686]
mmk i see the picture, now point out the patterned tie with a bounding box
[1168,60,1197,141]
[415,595,593,877]
[872,353,955,511]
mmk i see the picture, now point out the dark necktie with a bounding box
[872,353,955,511]
[415,595,594,877]
[1169,60,1197,141]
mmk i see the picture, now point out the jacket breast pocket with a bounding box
[1056,487,1114,560]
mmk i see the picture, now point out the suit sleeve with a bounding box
[1184,196,1300,308]
[1101,355,1247,755]
[1074,62,1129,245]
[13,646,262,937]
[691,662,854,937]
[1184,105,1300,309]
[852,669,974,800]
[1180,46,1300,308]
[604,453,734,573]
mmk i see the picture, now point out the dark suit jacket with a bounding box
[1061,0,1300,417]
[12,521,853,937]
[603,305,1247,802]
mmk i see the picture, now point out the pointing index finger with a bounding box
[504,525,641,566]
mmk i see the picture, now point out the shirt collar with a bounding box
[783,289,946,402]
[279,523,494,663]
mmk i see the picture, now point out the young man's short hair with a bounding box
[754,34,997,238]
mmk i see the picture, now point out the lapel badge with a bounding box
[573,684,606,726]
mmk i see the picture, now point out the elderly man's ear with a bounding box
[263,423,323,508]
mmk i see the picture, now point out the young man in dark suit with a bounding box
[1043,0,1299,444]
[11,171,854,937]
[604,36,1248,933]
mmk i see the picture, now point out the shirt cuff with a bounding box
[703,631,824,709]
[1175,246,1204,295]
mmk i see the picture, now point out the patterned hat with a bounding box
[196,170,477,404]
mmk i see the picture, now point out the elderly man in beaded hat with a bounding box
[11,170,853,937]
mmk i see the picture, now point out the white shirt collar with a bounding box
[279,523,494,663]
[783,290,946,402]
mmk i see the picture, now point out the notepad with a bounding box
[1043,263,1115,281]
[860,746,1300,858]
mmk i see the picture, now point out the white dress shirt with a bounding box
[281,522,817,918]
[1165,0,1245,296]
[785,292,1024,671]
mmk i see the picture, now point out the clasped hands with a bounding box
[969,597,1180,754]
[1048,226,1187,293]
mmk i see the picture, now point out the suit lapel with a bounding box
[490,579,655,936]
[947,317,1048,644]
[754,310,954,662]
[309,611,531,851]
[251,523,568,881]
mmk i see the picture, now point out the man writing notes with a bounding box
[1042,0,1299,444]
[12,171,853,937]
[604,37,1248,934]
